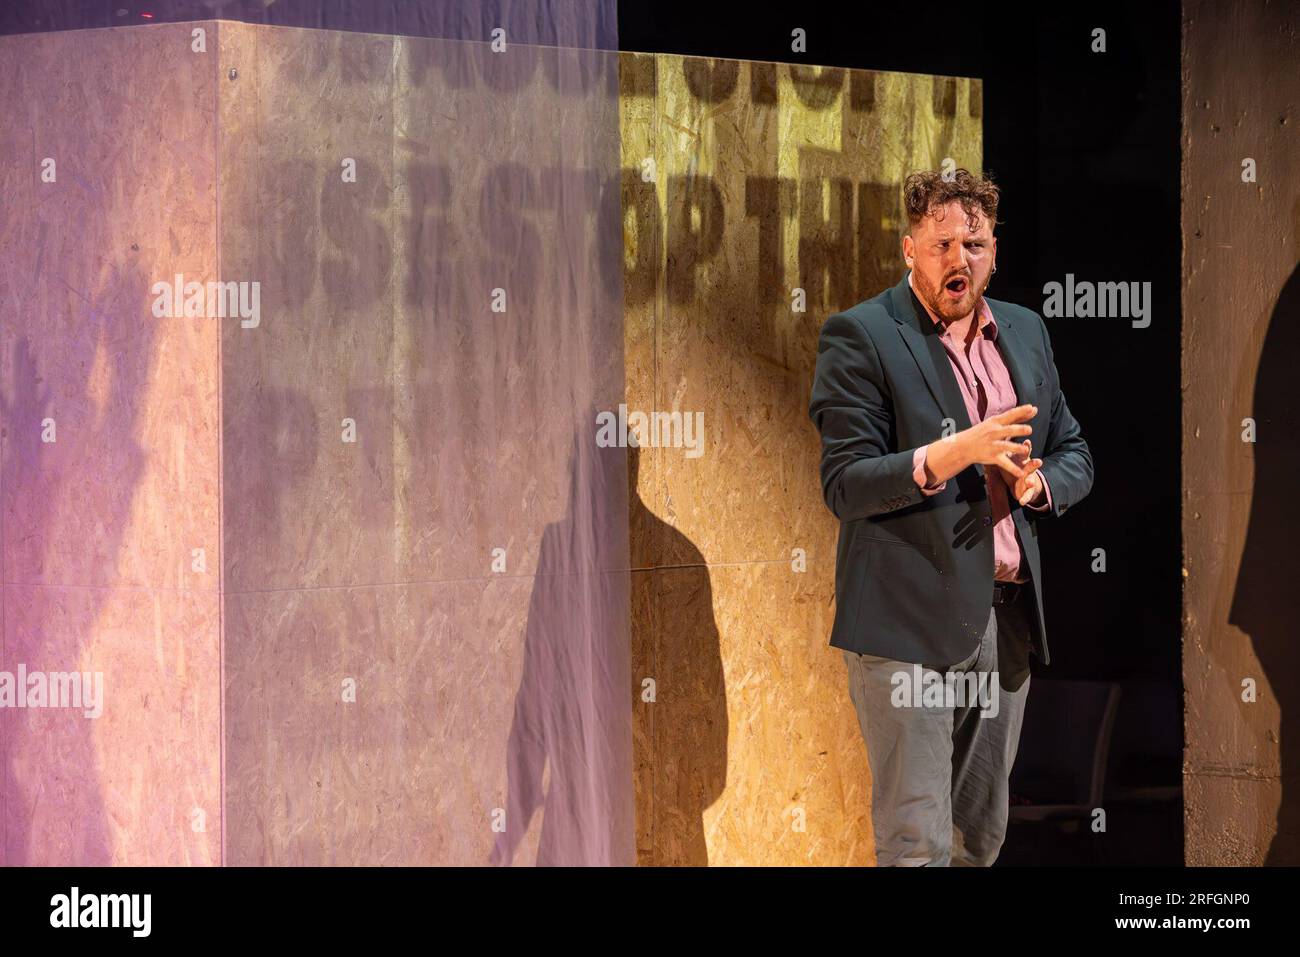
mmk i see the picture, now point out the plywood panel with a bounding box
[1,25,219,591]
[652,58,982,568]
[628,54,980,865]
[0,22,980,866]
[1182,0,1300,865]
[0,23,220,866]
[220,27,631,865]
[2,583,220,865]
[647,560,867,865]
[219,24,399,593]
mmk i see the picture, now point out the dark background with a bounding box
[0,0,1183,864]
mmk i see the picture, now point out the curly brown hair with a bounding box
[903,167,1000,234]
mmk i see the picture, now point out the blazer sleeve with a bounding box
[1031,311,1094,519]
[808,311,933,521]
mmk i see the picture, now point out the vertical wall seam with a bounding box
[214,17,225,869]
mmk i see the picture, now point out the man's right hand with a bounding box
[924,404,1037,485]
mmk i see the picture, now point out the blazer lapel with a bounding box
[890,272,974,433]
[983,297,1039,407]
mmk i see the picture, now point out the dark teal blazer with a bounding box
[808,272,1093,666]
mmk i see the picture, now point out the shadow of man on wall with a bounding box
[624,437,726,866]
[2,255,154,865]
[491,424,726,866]
[1230,197,1300,864]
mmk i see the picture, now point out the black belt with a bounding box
[992,581,1024,606]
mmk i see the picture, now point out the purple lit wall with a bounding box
[0,10,983,865]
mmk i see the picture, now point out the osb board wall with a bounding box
[0,20,980,866]
[621,52,982,864]
[216,23,629,865]
[214,28,982,866]
[0,24,221,865]
[1182,0,1300,864]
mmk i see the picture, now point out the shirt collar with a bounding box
[906,269,998,340]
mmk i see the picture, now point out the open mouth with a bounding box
[944,275,970,299]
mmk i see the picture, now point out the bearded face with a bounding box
[912,260,990,322]
[904,200,996,324]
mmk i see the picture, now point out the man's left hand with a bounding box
[1014,465,1047,507]
[998,439,1046,506]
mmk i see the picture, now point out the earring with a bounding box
[991,264,997,274]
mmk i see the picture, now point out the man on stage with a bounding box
[808,168,1093,865]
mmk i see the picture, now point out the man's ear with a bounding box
[902,233,914,267]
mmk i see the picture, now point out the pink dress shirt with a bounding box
[905,271,1053,583]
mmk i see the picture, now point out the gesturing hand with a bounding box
[962,403,1038,478]
[997,437,1046,506]
[923,403,1041,488]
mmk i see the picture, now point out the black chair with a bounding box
[1008,679,1122,863]
[1104,679,1182,807]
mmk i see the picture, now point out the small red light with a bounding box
[141,11,154,18]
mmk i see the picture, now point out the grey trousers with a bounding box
[842,594,1035,866]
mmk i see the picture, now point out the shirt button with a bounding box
[982,516,992,526]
